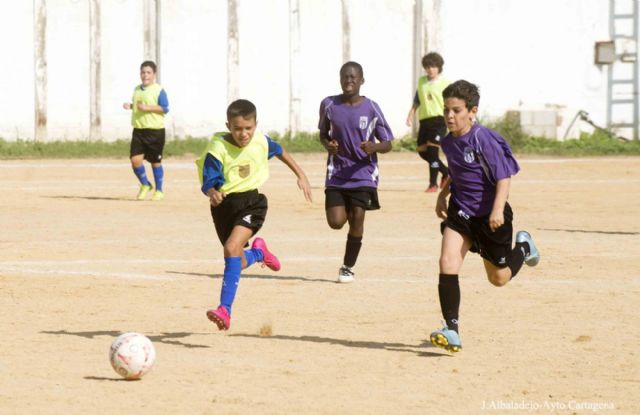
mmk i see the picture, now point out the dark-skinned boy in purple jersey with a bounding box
[318,61,394,283]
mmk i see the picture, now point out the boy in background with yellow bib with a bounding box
[123,60,169,201]
[196,99,312,331]
[406,52,450,193]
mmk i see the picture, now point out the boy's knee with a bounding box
[439,255,460,274]
[489,278,507,287]
[223,241,244,257]
[327,220,345,230]
[488,270,510,287]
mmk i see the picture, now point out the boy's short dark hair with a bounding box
[340,61,364,77]
[227,99,257,120]
[421,52,444,73]
[140,60,157,73]
[443,80,480,109]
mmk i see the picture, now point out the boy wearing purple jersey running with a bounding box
[429,80,540,352]
[318,61,394,283]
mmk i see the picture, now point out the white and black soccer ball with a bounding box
[109,332,156,380]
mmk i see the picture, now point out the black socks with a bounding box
[438,273,460,333]
[506,242,530,279]
[343,234,362,268]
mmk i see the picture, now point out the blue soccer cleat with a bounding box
[516,231,540,267]
[430,324,462,353]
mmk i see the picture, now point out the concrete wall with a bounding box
[0,0,612,141]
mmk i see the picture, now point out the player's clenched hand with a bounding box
[324,139,339,155]
[360,141,376,155]
[435,192,448,219]
[488,210,504,232]
[297,176,313,203]
[207,188,225,207]
[122,102,132,110]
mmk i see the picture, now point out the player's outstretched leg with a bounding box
[515,231,540,266]
[430,323,462,353]
[207,306,231,331]
[251,237,281,271]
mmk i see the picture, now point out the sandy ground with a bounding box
[0,152,638,415]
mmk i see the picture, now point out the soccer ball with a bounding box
[109,332,156,380]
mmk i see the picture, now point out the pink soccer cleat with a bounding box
[206,306,231,331]
[251,237,281,271]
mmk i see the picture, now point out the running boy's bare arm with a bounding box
[436,181,451,219]
[489,177,510,232]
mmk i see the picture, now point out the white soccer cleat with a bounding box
[337,265,355,283]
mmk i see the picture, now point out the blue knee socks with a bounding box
[243,248,264,268]
[152,165,164,192]
[220,257,242,314]
[133,165,150,186]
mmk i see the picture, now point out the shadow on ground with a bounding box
[166,270,335,284]
[45,195,133,202]
[539,227,639,236]
[41,329,211,349]
[231,333,447,357]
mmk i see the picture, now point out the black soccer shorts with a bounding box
[210,190,268,245]
[441,199,514,268]
[417,116,447,146]
[325,187,380,211]
[130,128,166,163]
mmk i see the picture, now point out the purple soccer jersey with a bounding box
[318,95,394,188]
[441,123,520,217]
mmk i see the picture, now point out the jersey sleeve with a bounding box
[201,154,225,194]
[318,97,332,138]
[158,89,169,113]
[413,91,420,107]
[371,101,394,142]
[480,127,520,181]
[265,135,283,159]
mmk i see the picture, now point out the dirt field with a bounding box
[1,153,638,415]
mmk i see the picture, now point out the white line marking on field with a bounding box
[2,265,624,287]
[0,266,172,281]
[1,157,639,170]
[0,255,437,267]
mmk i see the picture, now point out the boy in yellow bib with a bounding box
[123,60,169,201]
[406,52,450,192]
[196,99,312,330]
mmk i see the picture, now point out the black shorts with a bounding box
[130,128,166,163]
[325,187,380,211]
[441,199,514,268]
[210,190,268,245]
[417,116,447,146]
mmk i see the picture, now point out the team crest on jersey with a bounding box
[359,116,368,129]
[239,164,250,178]
[463,147,476,163]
